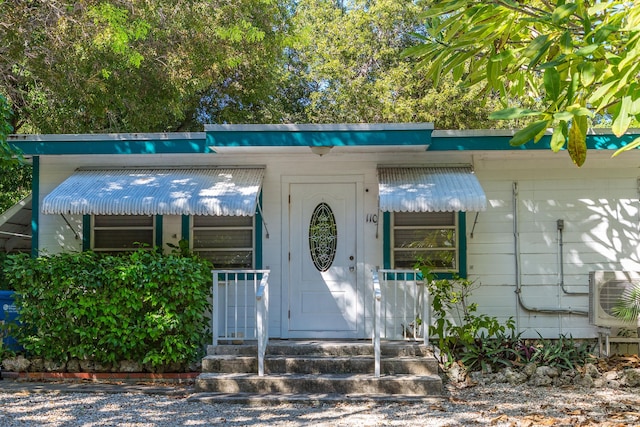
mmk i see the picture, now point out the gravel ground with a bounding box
[1,383,640,426]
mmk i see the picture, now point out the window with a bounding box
[391,212,458,272]
[91,215,155,252]
[191,215,254,268]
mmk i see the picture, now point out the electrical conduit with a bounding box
[512,181,588,316]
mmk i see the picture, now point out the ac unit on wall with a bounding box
[589,271,640,329]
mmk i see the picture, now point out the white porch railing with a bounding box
[372,270,382,378]
[372,268,430,377]
[211,269,270,376]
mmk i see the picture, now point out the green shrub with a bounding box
[528,334,594,370]
[0,252,11,290]
[418,265,516,369]
[3,247,212,368]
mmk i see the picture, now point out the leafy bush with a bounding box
[459,331,521,373]
[527,334,593,370]
[3,247,212,369]
[0,252,11,290]
[418,265,595,373]
[418,265,516,370]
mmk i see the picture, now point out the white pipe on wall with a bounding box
[512,181,588,316]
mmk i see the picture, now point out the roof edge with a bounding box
[432,128,640,137]
[205,123,435,132]
[8,132,205,142]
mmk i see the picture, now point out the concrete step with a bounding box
[194,373,443,396]
[202,354,439,376]
[208,340,431,357]
[188,392,444,405]
[198,340,444,398]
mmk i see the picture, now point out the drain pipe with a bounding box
[557,219,588,296]
[512,182,588,316]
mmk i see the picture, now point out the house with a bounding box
[7,124,640,343]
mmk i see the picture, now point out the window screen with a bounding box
[192,215,254,268]
[92,215,154,252]
[392,212,457,271]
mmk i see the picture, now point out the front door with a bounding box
[287,182,359,338]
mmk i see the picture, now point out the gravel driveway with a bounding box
[1,382,640,426]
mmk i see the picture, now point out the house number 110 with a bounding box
[365,213,378,224]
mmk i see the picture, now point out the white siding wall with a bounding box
[36,148,640,339]
[470,151,640,338]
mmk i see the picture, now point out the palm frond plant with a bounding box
[612,286,640,325]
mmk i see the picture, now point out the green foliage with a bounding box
[1,1,292,133]
[0,163,31,213]
[528,334,593,371]
[0,95,26,202]
[3,248,212,368]
[459,331,521,373]
[417,263,595,373]
[411,1,640,166]
[612,286,640,323]
[289,0,504,127]
[419,266,596,374]
[0,252,10,290]
[418,264,516,369]
[0,94,21,168]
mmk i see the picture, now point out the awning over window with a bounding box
[42,168,265,216]
[377,167,486,212]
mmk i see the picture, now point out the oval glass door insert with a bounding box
[309,202,337,272]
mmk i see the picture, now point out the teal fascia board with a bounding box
[206,129,432,148]
[255,193,263,269]
[10,135,211,155]
[429,132,640,151]
[155,215,163,248]
[82,215,90,251]
[457,212,467,278]
[31,156,40,258]
[181,215,190,242]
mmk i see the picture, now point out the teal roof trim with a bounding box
[9,127,639,154]
[205,125,433,148]
[429,132,640,151]
[206,130,431,148]
[9,133,209,155]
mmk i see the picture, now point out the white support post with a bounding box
[373,270,382,378]
[212,271,219,347]
[423,279,429,347]
[256,271,270,377]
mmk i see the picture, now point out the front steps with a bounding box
[195,340,443,398]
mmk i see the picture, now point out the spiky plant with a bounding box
[612,286,640,324]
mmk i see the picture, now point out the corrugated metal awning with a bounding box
[42,168,265,216]
[377,167,486,212]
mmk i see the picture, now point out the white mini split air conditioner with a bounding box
[589,271,640,329]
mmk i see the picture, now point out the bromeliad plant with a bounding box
[3,245,212,369]
[528,333,593,371]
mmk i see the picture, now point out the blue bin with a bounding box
[0,290,21,352]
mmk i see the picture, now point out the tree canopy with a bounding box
[288,0,505,127]
[1,0,505,134]
[409,0,640,166]
[0,94,29,212]
[1,0,291,133]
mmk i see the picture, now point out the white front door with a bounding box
[287,181,360,338]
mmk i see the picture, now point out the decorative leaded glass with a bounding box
[309,202,337,272]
